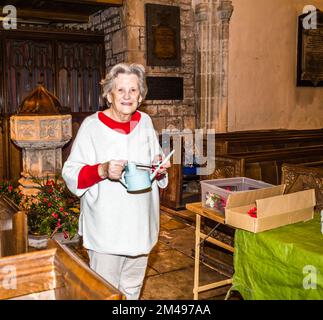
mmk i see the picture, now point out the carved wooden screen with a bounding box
[56,41,104,112]
[0,29,105,179]
[0,39,4,179]
[5,39,55,112]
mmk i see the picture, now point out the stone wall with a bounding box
[90,8,126,69]
[90,1,196,133]
[228,0,323,131]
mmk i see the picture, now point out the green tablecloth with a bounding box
[232,213,323,300]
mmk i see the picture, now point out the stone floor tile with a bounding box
[148,249,195,274]
[159,226,195,257]
[161,219,188,231]
[160,213,172,226]
[141,265,230,300]
[145,266,159,276]
[151,241,172,254]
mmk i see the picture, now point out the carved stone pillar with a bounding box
[195,0,233,132]
[10,84,72,195]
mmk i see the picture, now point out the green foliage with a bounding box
[0,180,22,205]
[0,176,80,239]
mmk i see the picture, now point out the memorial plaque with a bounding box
[145,4,181,67]
[297,10,323,86]
[145,77,183,100]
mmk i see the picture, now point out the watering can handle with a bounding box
[119,171,127,188]
[150,150,175,181]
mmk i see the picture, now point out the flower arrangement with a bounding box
[0,176,80,240]
[205,192,227,212]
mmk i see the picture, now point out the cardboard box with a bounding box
[200,177,273,214]
[225,185,316,233]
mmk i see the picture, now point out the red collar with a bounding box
[98,111,141,134]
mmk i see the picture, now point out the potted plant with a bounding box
[1,176,80,248]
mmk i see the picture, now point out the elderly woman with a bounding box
[62,63,169,300]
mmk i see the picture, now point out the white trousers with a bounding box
[88,250,148,300]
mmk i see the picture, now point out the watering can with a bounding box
[119,150,174,192]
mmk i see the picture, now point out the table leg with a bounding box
[193,214,201,300]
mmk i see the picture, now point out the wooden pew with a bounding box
[211,129,323,155]
[209,145,323,185]
[0,196,27,257]
[0,240,124,300]
[282,163,323,210]
[218,135,323,155]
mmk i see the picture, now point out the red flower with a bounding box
[43,197,48,203]
[59,207,64,212]
[151,166,166,181]
[51,213,58,219]
[46,180,55,186]
[49,188,53,193]
[8,185,13,192]
[220,198,227,207]
[47,202,52,207]
[247,207,257,218]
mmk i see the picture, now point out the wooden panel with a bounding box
[213,145,323,185]
[56,42,104,112]
[5,39,55,112]
[53,0,123,4]
[0,117,22,180]
[52,241,124,300]
[0,211,27,258]
[0,196,28,258]
[12,9,92,23]
[0,125,4,179]
[0,1,122,23]
[160,161,182,209]
[0,241,124,300]
[160,135,183,210]
[211,129,323,155]
[11,211,28,256]
[282,163,323,210]
[8,136,22,181]
[0,249,57,299]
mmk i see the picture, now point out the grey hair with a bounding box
[100,63,148,105]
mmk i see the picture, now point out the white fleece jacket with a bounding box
[62,111,168,256]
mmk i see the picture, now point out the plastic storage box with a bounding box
[200,177,274,214]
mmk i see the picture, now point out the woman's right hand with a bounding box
[98,160,127,180]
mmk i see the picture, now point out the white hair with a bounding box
[100,63,148,105]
